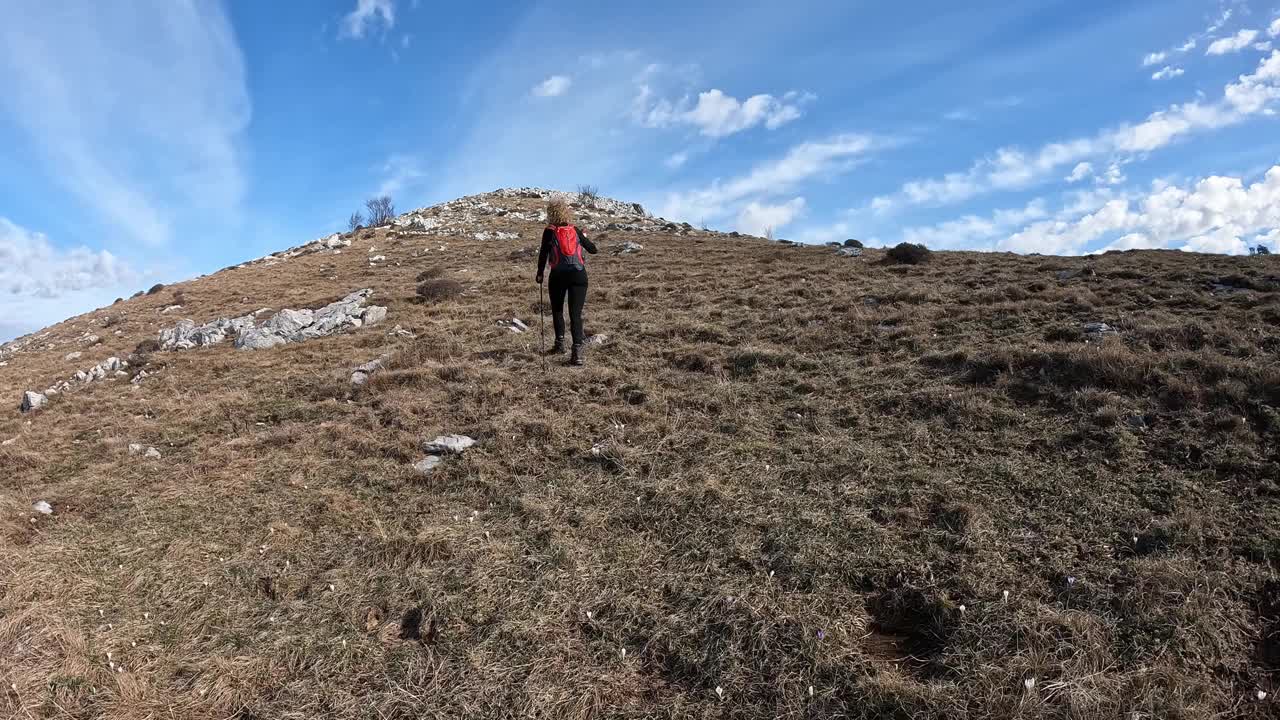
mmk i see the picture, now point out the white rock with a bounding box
[585,334,609,346]
[235,329,287,351]
[369,255,386,263]
[422,435,476,455]
[20,391,47,413]
[128,443,144,455]
[144,447,162,460]
[361,306,387,326]
[161,305,183,314]
[32,500,53,515]
[65,351,82,361]
[413,456,442,474]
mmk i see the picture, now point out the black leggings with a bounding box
[548,271,588,345]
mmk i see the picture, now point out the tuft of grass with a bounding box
[415,278,464,303]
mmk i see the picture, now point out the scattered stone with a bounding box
[388,325,415,338]
[369,255,386,263]
[413,456,443,474]
[351,357,387,386]
[615,241,644,255]
[128,443,144,455]
[837,247,863,257]
[64,351,82,361]
[32,500,53,515]
[422,435,476,455]
[1083,322,1118,337]
[144,447,162,460]
[585,334,609,346]
[161,305,183,314]
[82,334,101,345]
[20,391,47,413]
[498,318,529,333]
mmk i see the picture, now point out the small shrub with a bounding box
[415,267,445,282]
[365,196,395,226]
[577,184,600,206]
[146,283,166,295]
[843,238,864,248]
[134,338,161,354]
[348,212,365,231]
[886,242,932,265]
[172,290,186,306]
[416,278,464,302]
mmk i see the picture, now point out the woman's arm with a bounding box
[536,228,554,280]
[578,230,599,254]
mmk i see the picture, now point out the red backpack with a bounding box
[549,225,585,271]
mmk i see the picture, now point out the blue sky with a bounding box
[2,0,1280,341]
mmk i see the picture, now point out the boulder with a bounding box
[616,241,644,255]
[843,239,864,248]
[422,435,476,455]
[235,328,288,351]
[837,247,863,257]
[264,308,314,336]
[20,391,47,413]
[1083,322,1118,337]
[361,306,388,326]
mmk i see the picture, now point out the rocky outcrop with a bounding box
[156,290,387,354]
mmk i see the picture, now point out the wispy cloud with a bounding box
[376,155,427,199]
[1207,28,1259,55]
[736,198,806,236]
[660,133,888,225]
[1151,65,1185,80]
[532,75,572,97]
[341,0,395,39]
[0,2,250,248]
[636,87,812,138]
[665,152,689,169]
[1143,51,1168,67]
[873,50,1280,212]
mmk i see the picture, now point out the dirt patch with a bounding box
[865,589,952,679]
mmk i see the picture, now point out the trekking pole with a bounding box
[538,280,547,368]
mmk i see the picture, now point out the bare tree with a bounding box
[365,196,395,226]
[348,212,364,231]
[577,184,600,207]
[764,226,775,241]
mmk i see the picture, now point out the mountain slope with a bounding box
[2,189,1278,719]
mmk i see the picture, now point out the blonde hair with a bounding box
[546,199,574,226]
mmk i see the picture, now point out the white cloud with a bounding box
[1256,42,1274,52]
[636,88,810,138]
[1066,162,1093,182]
[1178,38,1198,53]
[1098,162,1126,186]
[0,218,134,298]
[874,51,1280,212]
[341,0,395,39]
[1143,51,1168,67]
[533,75,572,97]
[999,165,1280,255]
[0,2,249,248]
[665,152,688,169]
[1152,65,1185,80]
[736,198,806,236]
[1271,17,1280,38]
[660,134,884,223]
[1207,29,1259,55]
[1207,8,1233,35]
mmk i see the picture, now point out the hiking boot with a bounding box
[569,344,585,367]
[549,337,566,355]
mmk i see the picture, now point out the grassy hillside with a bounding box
[2,191,1278,719]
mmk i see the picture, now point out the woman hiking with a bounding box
[536,198,598,366]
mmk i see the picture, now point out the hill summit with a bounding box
[2,188,1279,718]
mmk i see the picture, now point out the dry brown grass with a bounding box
[1,197,1278,719]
